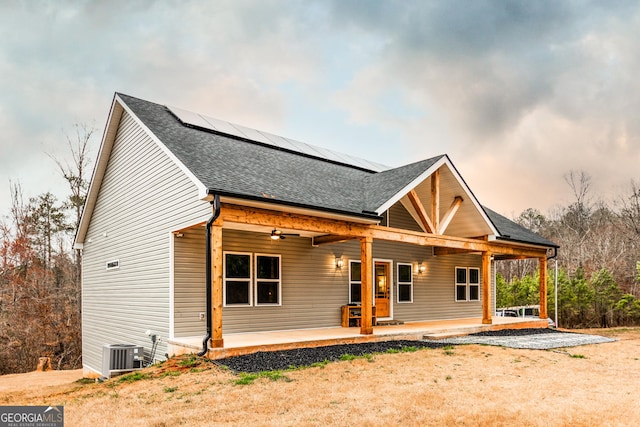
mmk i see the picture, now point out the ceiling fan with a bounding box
[270,229,300,240]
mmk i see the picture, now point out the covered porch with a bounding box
[167,316,548,360]
[193,200,551,348]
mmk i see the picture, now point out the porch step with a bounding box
[423,331,471,340]
[376,320,405,326]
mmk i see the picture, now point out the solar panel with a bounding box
[167,105,388,172]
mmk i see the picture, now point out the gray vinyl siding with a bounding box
[389,203,423,232]
[173,229,488,336]
[174,227,207,336]
[82,111,210,375]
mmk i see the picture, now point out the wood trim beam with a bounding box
[312,234,355,245]
[219,203,549,258]
[482,252,492,324]
[439,196,463,235]
[431,169,440,234]
[367,225,548,258]
[539,257,548,319]
[211,218,224,348]
[220,203,371,237]
[360,237,373,335]
[407,190,435,233]
[433,247,475,256]
[493,255,528,261]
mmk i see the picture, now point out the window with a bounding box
[455,267,480,302]
[224,252,251,306]
[469,268,480,301]
[397,263,413,303]
[255,254,281,305]
[349,261,361,304]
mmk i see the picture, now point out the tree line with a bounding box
[496,171,640,328]
[0,125,93,374]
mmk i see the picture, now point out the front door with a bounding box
[375,261,391,318]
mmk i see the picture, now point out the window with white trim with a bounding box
[469,268,480,301]
[224,252,252,306]
[455,267,480,302]
[255,254,281,305]
[349,261,361,304]
[397,263,413,303]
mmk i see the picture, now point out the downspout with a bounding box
[198,194,221,357]
[547,247,559,328]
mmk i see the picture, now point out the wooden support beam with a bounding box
[407,190,435,233]
[433,247,475,256]
[368,225,548,258]
[431,169,440,234]
[493,255,528,261]
[220,203,371,237]
[482,252,492,324]
[539,257,548,320]
[211,218,224,348]
[312,234,355,245]
[360,237,373,335]
[439,196,463,235]
[219,203,549,258]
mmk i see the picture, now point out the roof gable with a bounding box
[368,156,499,238]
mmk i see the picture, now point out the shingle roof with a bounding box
[362,156,444,213]
[117,93,556,248]
[484,207,559,248]
[120,93,377,218]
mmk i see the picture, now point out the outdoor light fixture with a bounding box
[335,257,344,269]
[270,230,281,240]
[418,263,426,274]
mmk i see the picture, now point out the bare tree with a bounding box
[48,123,95,286]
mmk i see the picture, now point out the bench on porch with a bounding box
[341,305,377,327]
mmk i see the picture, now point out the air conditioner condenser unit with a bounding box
[102,344,144,378]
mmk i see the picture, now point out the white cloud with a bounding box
[1,0,640,221]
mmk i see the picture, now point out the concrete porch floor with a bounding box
[167,317,548,360]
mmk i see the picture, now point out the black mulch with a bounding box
[214,328,559,373]
[214,340,448,373]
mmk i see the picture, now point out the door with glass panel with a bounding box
[374,261,391,317]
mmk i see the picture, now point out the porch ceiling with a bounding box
[222,222,322,239]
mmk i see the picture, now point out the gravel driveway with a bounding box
[216,328,615,373]
[423,328,617,350]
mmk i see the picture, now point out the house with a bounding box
[75,93,558,378]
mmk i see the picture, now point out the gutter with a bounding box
[198,194,221,357]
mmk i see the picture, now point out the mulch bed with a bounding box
[214,328,558,373]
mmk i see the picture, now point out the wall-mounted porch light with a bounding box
[335,257,344,269]
[417,263,427,274]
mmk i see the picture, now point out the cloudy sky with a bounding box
[1,0,639,222]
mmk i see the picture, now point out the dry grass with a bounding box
[2,328,640,426]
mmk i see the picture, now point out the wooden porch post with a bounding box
[360,236,373,335]
[482,252,492,324]
[539,256,548,319]
[210,219,224,348]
